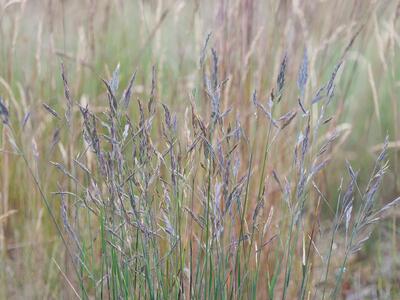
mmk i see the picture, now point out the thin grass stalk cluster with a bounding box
[1,38,398,299]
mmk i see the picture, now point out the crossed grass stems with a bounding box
[0,40,399,299]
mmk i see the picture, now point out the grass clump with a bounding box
[1,1,400,299]
[1,41,398,299]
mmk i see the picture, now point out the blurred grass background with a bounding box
[0,0,399,298]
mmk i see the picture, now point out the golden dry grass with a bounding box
[0,0,399,299]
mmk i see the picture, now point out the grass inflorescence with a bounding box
[0,1,399,299]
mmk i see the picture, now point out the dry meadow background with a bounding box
[0,0,400,299]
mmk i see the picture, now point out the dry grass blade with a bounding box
[0,210,17,223]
